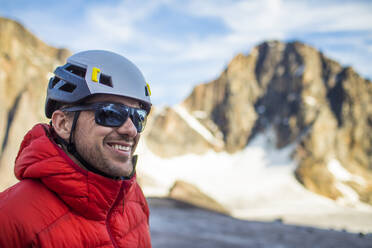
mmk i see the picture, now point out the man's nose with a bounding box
[116,116,138,137]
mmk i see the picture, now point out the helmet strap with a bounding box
[54,111,136,180]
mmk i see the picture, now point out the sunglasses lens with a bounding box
[95,104,128,127]
[132,109,147,133]
[94,103,147,132]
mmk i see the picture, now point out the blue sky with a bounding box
[1,0,371,106]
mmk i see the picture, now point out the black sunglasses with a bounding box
[61,102,148,133]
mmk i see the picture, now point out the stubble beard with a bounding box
[75,139,134,178]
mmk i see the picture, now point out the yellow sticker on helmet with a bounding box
[146,83,151,96]
[92,67,100,82]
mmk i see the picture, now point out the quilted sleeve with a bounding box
[0,190,32,247]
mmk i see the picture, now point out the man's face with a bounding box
[72,94,141,178]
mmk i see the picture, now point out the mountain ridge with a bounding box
[145,40,372,204]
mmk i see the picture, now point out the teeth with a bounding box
[113,144,130,151]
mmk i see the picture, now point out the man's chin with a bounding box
[110,162,134,178]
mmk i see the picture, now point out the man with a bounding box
[0,50,152,247]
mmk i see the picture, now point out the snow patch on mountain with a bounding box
[328,159,366,186]
[137,128,372,233]
[327,159,367,206]
[172,104,224,148]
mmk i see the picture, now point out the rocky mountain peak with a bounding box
[145,40,372,204]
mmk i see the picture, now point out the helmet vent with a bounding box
[99,73,113,87]
[59,82,77,93]
[65,64,86,78]
[51,77,60,88]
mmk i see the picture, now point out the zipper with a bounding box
[106,183,124,248]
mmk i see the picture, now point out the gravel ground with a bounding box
[148,198,372,248]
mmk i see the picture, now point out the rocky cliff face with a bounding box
[146,40,372,204]
[0,17,70,189]
[144,106,219,157]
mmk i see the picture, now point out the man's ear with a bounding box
[51,110,72,140]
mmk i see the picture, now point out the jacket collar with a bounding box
[15,124,136,220]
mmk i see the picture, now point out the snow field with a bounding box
[137,108,372,233]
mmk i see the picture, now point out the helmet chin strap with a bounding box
[53,112,136,180]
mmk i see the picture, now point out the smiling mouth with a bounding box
[108,143,131,153]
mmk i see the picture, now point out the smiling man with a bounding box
[0,50,152,247]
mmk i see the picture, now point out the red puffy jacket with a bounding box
[0,124,151,247]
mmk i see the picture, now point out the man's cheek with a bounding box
[132,134,140,153]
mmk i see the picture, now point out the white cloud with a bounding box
[186,0,371,35]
